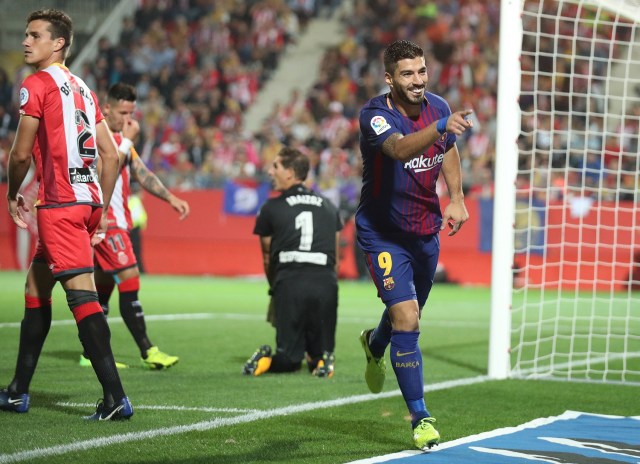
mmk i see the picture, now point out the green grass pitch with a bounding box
[0,271,638,463]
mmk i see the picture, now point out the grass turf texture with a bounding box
[0,271,638,463]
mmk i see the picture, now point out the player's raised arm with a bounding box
[384,109,475,162]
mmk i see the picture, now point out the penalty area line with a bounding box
[0,375,489,464]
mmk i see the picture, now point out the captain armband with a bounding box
[118,138,134,156]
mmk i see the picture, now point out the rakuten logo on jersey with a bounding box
[404,153,444,172]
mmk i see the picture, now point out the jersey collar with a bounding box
[386,93,429,116]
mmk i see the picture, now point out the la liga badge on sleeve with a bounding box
[370,115,391,135]
[20,87,29,106]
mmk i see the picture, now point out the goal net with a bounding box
[490,0,640,384]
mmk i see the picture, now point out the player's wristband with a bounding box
[436,117,448,135]
[118,138,133,156]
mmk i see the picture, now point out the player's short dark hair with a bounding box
[383,40,424,74]
[27,9,73,57]
[278,147,309,181]
[107,83,137,103]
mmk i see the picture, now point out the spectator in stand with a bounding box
[288,0,316,32]
[0,104,17,141]
[319,101,351,146]
[0,68,14,108]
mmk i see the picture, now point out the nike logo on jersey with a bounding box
[396,351,416,357]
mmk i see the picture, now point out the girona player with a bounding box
[79,82,189,370]
[2,9,133,420]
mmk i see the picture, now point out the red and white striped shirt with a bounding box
[19,64,104,207]
[107,131,135,231]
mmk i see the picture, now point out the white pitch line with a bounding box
[0,375,489,464]
[0,313,486,329]
[0,313,227,329]
[56,402,262,414]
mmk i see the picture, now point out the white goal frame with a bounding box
[489,0,640,382]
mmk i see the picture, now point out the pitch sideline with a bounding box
[0,375,490,463]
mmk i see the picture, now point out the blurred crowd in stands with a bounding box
[518,1,639,204]
[0,0,637,221]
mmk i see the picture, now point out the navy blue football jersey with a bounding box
[356,92,456,237]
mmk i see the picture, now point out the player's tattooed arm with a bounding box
[131,157,171,201]
[131,156,190,219]
[381,133,401,159]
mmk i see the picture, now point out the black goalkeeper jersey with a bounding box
[253,184,343,281]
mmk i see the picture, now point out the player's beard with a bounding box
[397,85,424,106]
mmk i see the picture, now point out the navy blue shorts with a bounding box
[357,233,440,309]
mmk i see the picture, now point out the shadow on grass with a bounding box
[289,415,405,444]
[100,416,403,464]
[27,390,78,416]
[112,438,369,464]
[43,349,81,363]
[109,439,303,464]
[424,339,487,374]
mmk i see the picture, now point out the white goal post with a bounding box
[490,0,640,383]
